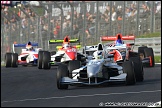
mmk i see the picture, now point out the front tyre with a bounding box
[38,51,44,69]
[42,51,51,69]
[68,60,81,78]
[129,56,144,82]
[5,53,12,67]
[122,61,136,85]
[57,64,69,89]
[12,53,18,67]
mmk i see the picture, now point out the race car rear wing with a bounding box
[12,43,38,53]
[48,38,81,50]
[48,39,80,44]
[100,35,135,41]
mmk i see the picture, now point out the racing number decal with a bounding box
[67,48,76,52]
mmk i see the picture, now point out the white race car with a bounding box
[5,42,42,67]
[38,36,86,69]
[56,43,138,90]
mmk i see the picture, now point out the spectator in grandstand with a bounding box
[105,5,110,16]
[155,1,161,14]
[31,11,36,17]
[55,21,61,37]
[21,16,27,29]
[76,13,83,29]
[130,8,137,17]
[129,3,136,12]
[116,6,122,20]
[111,7,117,21]
[141,4,150,18]
[53,27,58,38]
[27,8,32,16]
[11,16,16,23]
[125,7,131,19]
[87,14,96,38]
[103,11,109,20]
[1,5,5,11]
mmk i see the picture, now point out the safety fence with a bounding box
[1,1,161,63]
[125,37,161,56]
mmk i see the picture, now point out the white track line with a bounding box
[1,90,161,104]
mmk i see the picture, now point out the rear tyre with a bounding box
[122,61,136,85]
[144,48,155,67]
[129,56,144,82]
[57,64,69,89]
[5,53,12,68]
[42,51,51,69]
[38,51,44,69]
[68,60,81,78]
[12,53,18,67]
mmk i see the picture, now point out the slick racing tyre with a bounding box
[11,53,18,67]
[68,60,81,78]
[57,64,69,89]
[129,56,144,82]
[5,53,12,68]
[38,51,44,69]
[122,61,136,85]
[42,51,51,69]
[144,48,155,67]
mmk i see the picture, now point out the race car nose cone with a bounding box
[87,64,100,78]
[68,53,76,60]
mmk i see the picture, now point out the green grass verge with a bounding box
[136,32,161,38]
[154,56,161,63]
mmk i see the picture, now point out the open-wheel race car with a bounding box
[56,43,143,90]
[101,33,155,67]
[5,42,42,67]
[37,36,86,69]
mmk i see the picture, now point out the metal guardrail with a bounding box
[132,37,161,56]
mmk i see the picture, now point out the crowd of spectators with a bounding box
[1,1,161,42]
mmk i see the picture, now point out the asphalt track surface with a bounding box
[1,64,161,107]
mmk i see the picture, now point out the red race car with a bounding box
[38,36,86,71]
[101,33,155,67]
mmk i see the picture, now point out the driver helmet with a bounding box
[116,39,123,46]
[93,51,103,60]
[26,45,33,51]
[63,42,70,49]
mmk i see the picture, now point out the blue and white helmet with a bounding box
[93,51,103,60]
[116,39,123,46]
